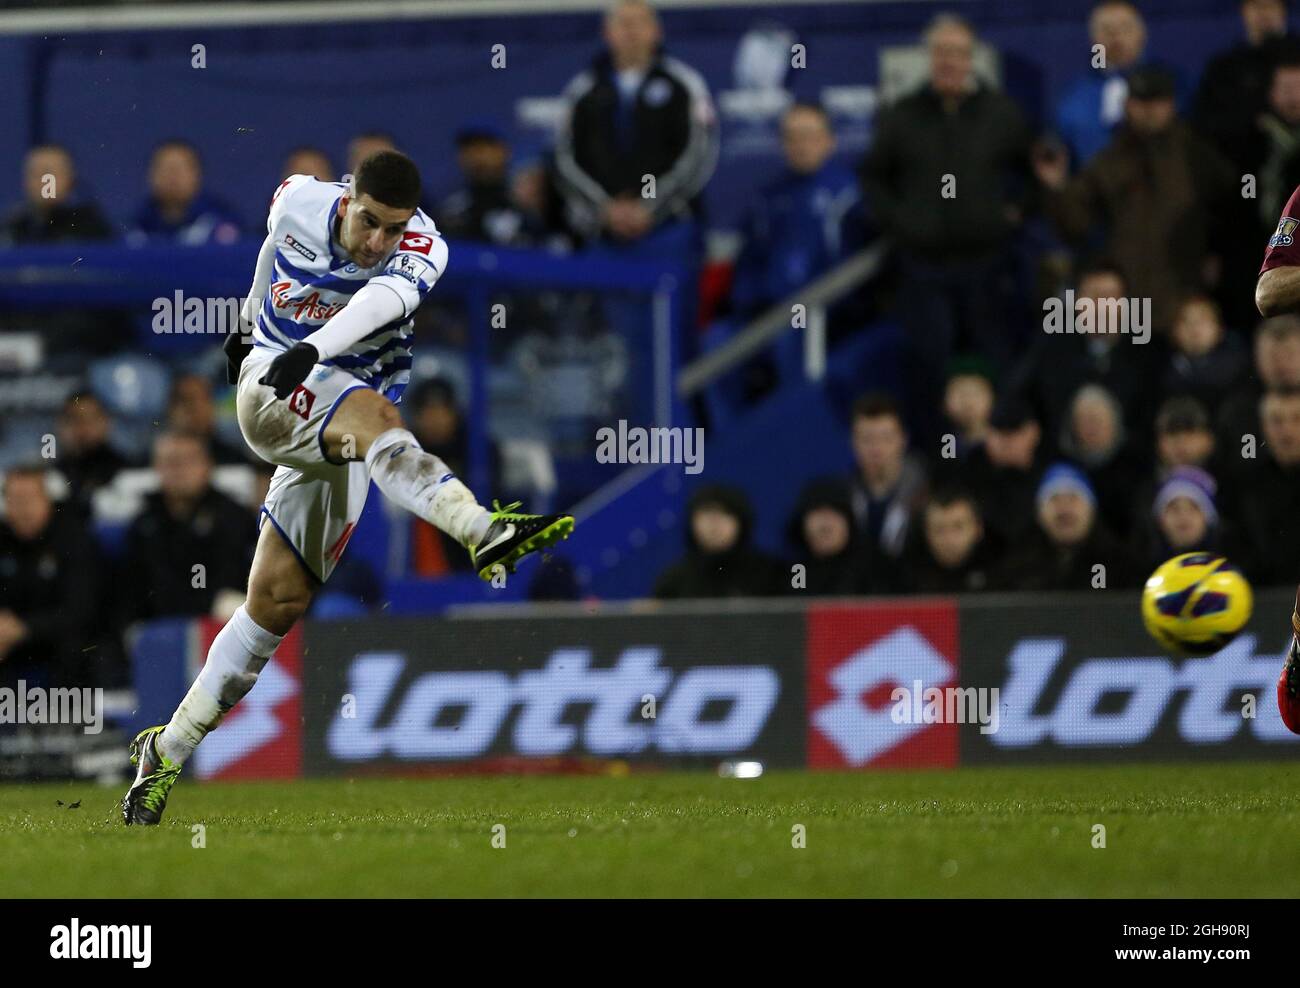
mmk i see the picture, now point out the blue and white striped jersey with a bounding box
[250,174,448,402]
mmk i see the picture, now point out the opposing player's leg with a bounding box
[1278,587,1300,734]
[122,525,313,825]
[322,387,573,579]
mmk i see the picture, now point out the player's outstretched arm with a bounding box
[1256,267,1300,318]
[258,282,406,399]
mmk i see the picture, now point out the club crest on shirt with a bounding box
[1270,216,1298,248]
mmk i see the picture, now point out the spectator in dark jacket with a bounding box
[898,487,998,594]
[554,0,717,245]
[845,392,929,560]
[56,390,135,515]
[119,432,255,622]
[1058,383,1146,538]
[402,377,503,579]
[1160,295,1249,415]
[0,466,103,688]
[1217,314,1300,460]
[1009,258,1164,443]
[861,12,1031,443]
[166,373,252,466]
[1136,396,1229,532]
[654,484,787,599]
[787,479,879,596]
[129,140,241,245]
[999,462,1142,591]
[1233,387,1300,584]
[1035,67,1240,333]
[937,358,996,464]
[0,146,123,362]
[1,144,112,245]
[1194,0,1293,173]
[436,122,550,247]
[1252,53,1300,238]
[960,395,1047,554]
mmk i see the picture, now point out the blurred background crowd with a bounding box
[3,0,1300,689]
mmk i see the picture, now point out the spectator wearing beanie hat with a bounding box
[998,462,1142,591]
[1144,465,1229,571]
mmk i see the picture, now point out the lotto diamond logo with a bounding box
[400,233,434,254]
[807,602,958,769]
[288,384,316,420]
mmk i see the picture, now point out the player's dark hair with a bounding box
[354,150,422,210]
[851,391,903,426]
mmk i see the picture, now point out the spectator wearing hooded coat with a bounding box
[654,484,788,599]
[786,478,882,596]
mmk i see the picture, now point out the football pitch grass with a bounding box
[1,761,1297,898]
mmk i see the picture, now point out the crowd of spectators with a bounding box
[6,0,1300,676]
[650,0,1300,602]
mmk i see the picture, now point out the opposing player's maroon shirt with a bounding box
[1261,186,1300,273]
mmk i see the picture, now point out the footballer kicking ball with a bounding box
[1141,552,1253,655]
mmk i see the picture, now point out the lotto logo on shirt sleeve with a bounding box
[399,232,435,255]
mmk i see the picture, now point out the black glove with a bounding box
[259,342,320,400]
[223,332,252,386]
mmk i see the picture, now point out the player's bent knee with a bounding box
[324,387,402,459]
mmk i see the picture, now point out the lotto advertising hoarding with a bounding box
[299,610,808,775]
[132,592,1300,779]
[957,588,1300,764]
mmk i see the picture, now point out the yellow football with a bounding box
[1141,553,1253,655]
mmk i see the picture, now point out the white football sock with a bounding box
[157,605,283,766]
[365,427,490,547]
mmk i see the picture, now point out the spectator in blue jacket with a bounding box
[731,103,865,319]
[128,140,241,245]
[1053,0,1148,168]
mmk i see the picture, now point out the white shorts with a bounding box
[236,346,372,582]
